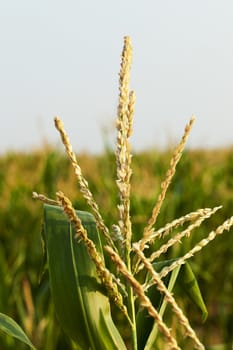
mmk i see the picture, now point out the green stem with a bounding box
[125,249,138,350]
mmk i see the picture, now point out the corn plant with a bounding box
[32,37,233,350]
[0,313,36,349]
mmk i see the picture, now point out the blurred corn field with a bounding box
[0,146,233,349]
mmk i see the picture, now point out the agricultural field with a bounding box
[0,146,233,349]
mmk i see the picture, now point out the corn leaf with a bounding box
[152,259,208,321]
[0,312,36,349]
[177,261,208,322]
[43,204,126,350]
[144,265,181,350]
[136,260,180,350]
[136,258,207,349]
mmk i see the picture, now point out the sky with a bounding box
[0,1,233,154]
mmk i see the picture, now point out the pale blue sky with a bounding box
[1,1,233,153]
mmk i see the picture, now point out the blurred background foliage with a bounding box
[0,146,232,349]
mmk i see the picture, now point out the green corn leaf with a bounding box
[0,312,36,349]
[177,261,208,322]
[144,265,181,350]
[43,204,126,350]
[150,259,208,322]
[136,258,207,349]
[136,259,180,350]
